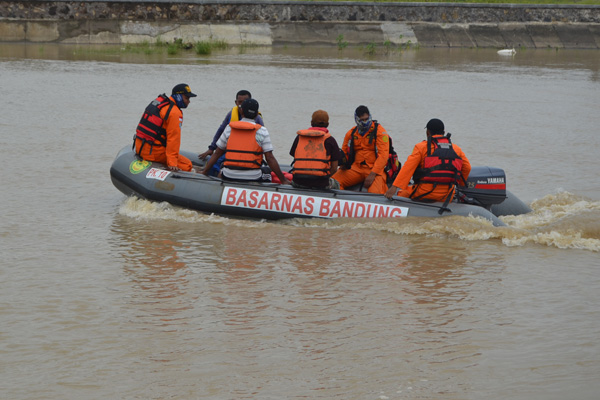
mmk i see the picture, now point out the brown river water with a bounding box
[1,43,599,399]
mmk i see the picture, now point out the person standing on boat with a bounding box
[289,110,341,189]
[201,98,291,185]
[134,83,197,172]
[198,90,264,176]
[384,118,471,206]
[331,105,390,194]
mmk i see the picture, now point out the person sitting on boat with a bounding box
[201,98,291,185]
[331,105,390,194]
[289,110,341,189]
[198,90,264,176]
[384,118,471,207]
[134,83,197,172]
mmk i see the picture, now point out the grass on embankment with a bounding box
[132,38,229,55]
[73,37,230,57]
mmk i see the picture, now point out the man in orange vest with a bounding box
[332,105,390,194]
[134,83,197,172]
[289,110,341,189]
[385,118,471,203]
[201,99,290,185]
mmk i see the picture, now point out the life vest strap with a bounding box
[437,188,456,215]
[226,149,263,156]
[293,157,330,163]
[224,162,262,170]
[293,167,330,173]
[134,136,159,157]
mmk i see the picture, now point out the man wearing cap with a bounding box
[135,83,197,172]
[201,98,290,185]
[385,118,471,203]
[198,90,265,171]
[332,105,390,194]
[289,110,341,189]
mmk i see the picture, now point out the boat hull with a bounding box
[110,146,518,226]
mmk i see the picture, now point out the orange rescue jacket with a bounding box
[393,135,471,203]
[413,135,463,186]
[223,121,263,169]
[292,129,332,177]
[341,122,389,176]
[135,94,174,148]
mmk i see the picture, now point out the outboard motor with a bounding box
[457,166,507,209]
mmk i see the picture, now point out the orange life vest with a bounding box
[223,121,263,169]
[135,94,174,148]
[413,134,463,186]
[292,129,332,177]
[342,121,379,168]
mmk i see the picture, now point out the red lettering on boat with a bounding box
[248,190,259,208]
[330,200,341,218]
[355,203,365,218]
[257,192,270,209]
[390,208,403,217]
[305,197,314,214]
[377,205,390,217]
[291,196,304,213]
[281,193,293,212]
[271,193,282,211]
[225,188,238,205]
[235,189,247,207]
[319,199,331,216]
[342,201,355,217]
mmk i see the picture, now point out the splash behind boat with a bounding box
[110,146,531,227]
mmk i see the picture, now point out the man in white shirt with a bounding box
[201,99,290,185]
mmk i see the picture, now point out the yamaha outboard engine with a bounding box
[457,166,507,209]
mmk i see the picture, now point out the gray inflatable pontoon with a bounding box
[110,146,531,226]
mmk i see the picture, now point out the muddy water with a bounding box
[1,43,599,399]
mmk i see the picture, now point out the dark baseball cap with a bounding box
[241,98,259,119]
[425,118,444,133]
[172,83,197,97]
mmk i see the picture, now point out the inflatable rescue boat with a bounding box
[110,146,531,226]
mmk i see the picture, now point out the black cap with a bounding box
[426,118,444,134]
[241,98,259,119]
[172,83,197,97]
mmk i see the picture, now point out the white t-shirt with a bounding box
[217,118,274,180]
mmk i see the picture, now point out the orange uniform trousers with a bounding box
[135,139,193,172]
[332,164,388,194]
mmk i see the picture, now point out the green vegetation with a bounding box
[194,41,212,55]
[194,39,229,54]
[361,38,418,55]
[72,37,231,57]
[336,34,348,50]
[383,39,393,54]
[366,42,377,55]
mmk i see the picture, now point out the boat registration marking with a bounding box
[221,187,408,218]
[146,168,171,181]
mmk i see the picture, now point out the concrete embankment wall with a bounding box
[1,0,600,49]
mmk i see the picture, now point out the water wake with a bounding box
[117,196,268,229]
[293,192,600,252]
[118,191,600,252]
